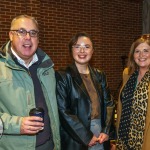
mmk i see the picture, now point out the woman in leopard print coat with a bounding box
[116,34,150,150]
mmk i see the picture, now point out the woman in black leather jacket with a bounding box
[55,32,114,150]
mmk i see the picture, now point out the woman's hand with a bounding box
[88,135,99,147]
[98,133,109,144]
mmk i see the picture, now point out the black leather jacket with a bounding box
[55,63,114,150]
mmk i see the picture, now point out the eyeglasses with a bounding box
[10,29,39,37]
[72,44,92,51]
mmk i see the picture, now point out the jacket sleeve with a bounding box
[95,69,115,135]
[0,112,23,134]
[55,71,93,146]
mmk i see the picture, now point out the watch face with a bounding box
[0,118,3,139]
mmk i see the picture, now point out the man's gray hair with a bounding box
[10,15,39,30]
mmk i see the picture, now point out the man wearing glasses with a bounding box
[0,15,60,150]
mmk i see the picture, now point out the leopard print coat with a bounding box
[116,68,150,150]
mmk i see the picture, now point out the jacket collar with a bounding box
[67,62,83,85]
[0,41,10,57]
[68,63,89,97]
[67,62,97,83]
[66,63,100,97]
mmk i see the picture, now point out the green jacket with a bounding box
[0,41,60,150]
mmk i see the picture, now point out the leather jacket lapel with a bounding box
[67,63,90,97]
[89,66,103,101]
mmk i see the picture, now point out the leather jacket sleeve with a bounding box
[94,69,115,135]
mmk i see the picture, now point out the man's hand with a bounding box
[20,116,44,135]
[98,133,109,144]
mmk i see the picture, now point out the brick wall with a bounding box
[0,0,142,99]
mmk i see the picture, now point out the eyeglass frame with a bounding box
[72,44,93,51]
[10,28,39,37]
